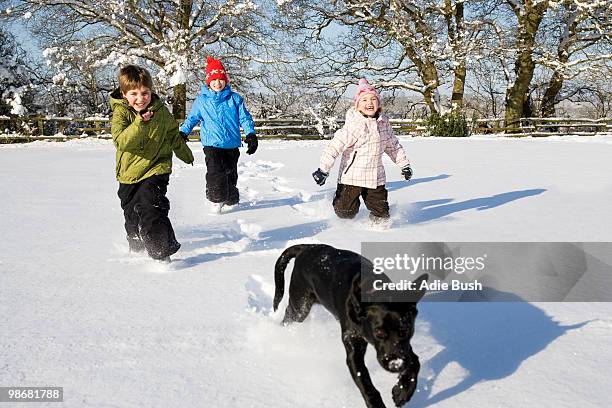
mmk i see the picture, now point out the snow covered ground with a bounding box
[2,135,612,407]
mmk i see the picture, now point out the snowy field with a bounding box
[2,135,612,407]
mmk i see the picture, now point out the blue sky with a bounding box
[8,21,42,59]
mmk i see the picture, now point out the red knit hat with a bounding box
[205,56,228,85]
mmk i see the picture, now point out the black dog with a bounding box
[273,244,427,408]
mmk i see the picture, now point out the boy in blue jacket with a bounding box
[180,56,257,212]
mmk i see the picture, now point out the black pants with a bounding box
[203,147,240,204]
[117,174,180,259]
[332,183,390,219]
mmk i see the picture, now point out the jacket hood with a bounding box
[109,88,163,113]
[200,84,232,103]
[109,88,125,112]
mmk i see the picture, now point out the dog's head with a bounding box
[361,302,420,372]
[350,274,428,373]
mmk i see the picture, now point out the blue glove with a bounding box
[312,168,328,186]
[402,165,413,181]
[245,133,258,154]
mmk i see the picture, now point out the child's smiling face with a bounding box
[356,94,379,116]
[123,86,152,112]
[209,79,226,92]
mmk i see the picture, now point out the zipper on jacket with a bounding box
[344,151,358,174]
[138,110,147,150]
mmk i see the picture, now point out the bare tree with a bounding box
[466,57,507,118]
[500,0,611,126]
[0,25,35,115]
[502,0,550,129]
[276,0,495,114]
[1,0,271,118]
[567,63,612,118]
[538,0,612,117]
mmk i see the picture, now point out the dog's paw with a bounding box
[392,381,416,407]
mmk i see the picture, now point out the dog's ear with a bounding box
[412,273,428,303]
[347,274,363,325]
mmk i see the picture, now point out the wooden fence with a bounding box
[1,115,610,143]
[474,117,612,136]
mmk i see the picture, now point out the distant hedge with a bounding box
[426,111,470,137]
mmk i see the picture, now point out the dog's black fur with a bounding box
[273,244,427,408]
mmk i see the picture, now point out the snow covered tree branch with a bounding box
[276,0,497,114]
[1,0,272,118]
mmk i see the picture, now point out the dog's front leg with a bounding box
[392,349,420,407]
[343,334,386,408]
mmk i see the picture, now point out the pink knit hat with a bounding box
[353,78,381,108]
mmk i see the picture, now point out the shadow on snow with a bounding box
[409,293,588,407]
[387,174,451,192]
[175,220,330,268]
[399,189,546,224]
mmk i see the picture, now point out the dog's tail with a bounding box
[273,244,313,311]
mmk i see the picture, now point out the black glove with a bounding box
[245,133,258,155]
[312,168,329,186]
[179,131,189,143]
[402,165,413,181]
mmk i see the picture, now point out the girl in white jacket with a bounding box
[313,79,412,223]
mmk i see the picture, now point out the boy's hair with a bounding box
[119,65,153,93]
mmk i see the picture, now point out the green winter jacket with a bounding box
[110,89,194,184]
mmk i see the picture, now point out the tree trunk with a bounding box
[172,83,187,120]
[399,47,439,114]
[451,62,466,109]
[505,49,536,130]
[418,61,441,115]
[504,1,549,132]
[448,0,466,110]
[398,10,441,115]
[170,0,192,120]
[540,2,577,118]
[423,83,440,114]
[540,72,564,118]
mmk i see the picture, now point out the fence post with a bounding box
[38,117,44,136]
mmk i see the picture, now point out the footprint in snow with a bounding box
[245,274,275,315]
[236,219,262,240]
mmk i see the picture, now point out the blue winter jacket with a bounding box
[180,85,255,149]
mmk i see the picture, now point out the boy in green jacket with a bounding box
[110,65,194,261]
